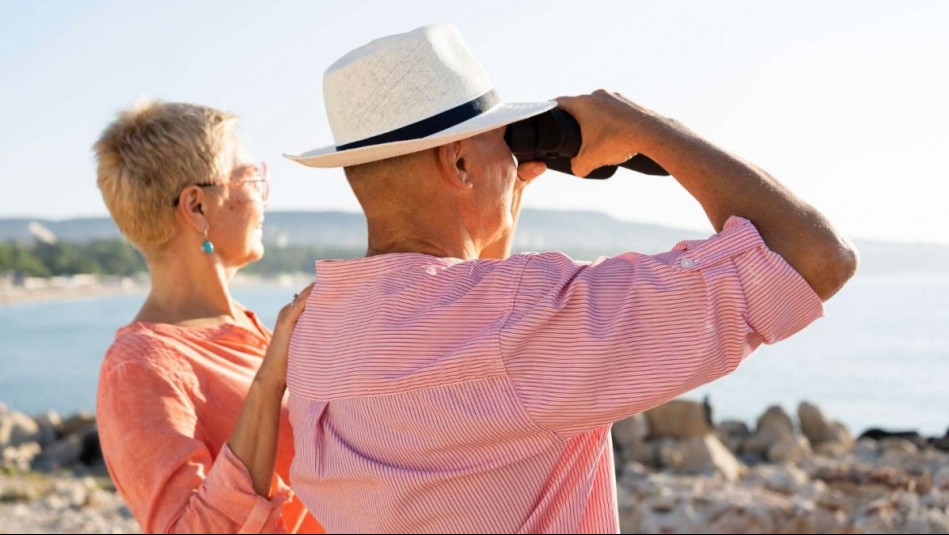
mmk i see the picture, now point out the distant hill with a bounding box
[1,209,946,274]
[0,210,705,253]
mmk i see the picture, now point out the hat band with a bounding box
[336,90,500,151]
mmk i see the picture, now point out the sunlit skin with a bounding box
[350,126,547,262]
[132,131,314,498]
[137,133,266,329]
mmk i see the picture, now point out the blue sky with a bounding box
[1,0,947,243]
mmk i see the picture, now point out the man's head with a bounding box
[343,126,542,258]
[285,24,553,258]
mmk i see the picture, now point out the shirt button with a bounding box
[680,258,695,269]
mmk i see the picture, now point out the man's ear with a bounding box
[436,142,472,189]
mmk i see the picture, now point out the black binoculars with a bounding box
[504,109,669,179]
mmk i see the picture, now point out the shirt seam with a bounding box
[495,254,568,443]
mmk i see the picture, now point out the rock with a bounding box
[34,435,83,470]
[702,490,812,534]
[612,413,649,449]
[644,399,711,439]
[930,436,949,452]
[935,465,949,490]
[620,461,651,481]
[745,464,809,494]
[906,508,949,534]
[853,498,897,533]
[813,505,848,534]
[881,437,919,455]
[657,439,684,469]
[798,402,851,447]
[767,435,812,464]
[2,442,41,472]
[756,405,794,435]
[0,479,41,503]
[715,420,751,439]
[715,420,751,455]
[878,438,921,469]
[33,411,62,448]
[636,499,700,534]
[59,412,95,438]
[814,440,849,458]
[677,435,744,481]
[852,438,880,463]
[0,410,40,448]
[742,426,789,460]
[620,439,658,467]
[716,420,751,438]
[78,424,102,465]
[860,427,926,449]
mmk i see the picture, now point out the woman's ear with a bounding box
[436,142,473,189]
[176,185,210,234]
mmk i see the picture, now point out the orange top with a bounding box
[96,309,323,534]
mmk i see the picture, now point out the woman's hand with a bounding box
[255,282,315,392]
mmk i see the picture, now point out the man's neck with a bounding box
[364,216,482,260]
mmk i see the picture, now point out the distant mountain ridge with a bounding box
[0,210,706,252]
[1,209,946,274]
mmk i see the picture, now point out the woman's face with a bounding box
[204,135,268,269]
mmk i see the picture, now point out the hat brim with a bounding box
[283,101,557,168]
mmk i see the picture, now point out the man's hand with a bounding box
[554,90,666,178]
[553,89,857,301]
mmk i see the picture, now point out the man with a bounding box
[283,24,857,533]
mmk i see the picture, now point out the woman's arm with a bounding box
[229,284,314,496]
[97,284,316,534]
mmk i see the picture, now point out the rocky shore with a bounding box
[2,400,947,534]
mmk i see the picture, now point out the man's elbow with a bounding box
[810,239,859,301]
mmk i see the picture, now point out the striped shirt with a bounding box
[287,216,823,533]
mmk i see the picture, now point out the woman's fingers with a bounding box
[276,282,316,328]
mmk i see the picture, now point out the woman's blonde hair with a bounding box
[94,100,238,253]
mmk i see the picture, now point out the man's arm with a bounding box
[556,90,858,300]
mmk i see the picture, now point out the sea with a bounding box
[1,271,947,436]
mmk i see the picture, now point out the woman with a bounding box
[93,100,322,533]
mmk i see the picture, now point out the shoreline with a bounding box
[0,272,313,307]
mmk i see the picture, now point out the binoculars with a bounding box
[504,109,669,179]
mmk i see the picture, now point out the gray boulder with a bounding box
[645,400,711,439]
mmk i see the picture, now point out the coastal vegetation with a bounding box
[0,241,362,278]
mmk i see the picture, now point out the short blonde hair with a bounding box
[94,100,238,252]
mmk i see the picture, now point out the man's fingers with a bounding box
[517,161,546,182]
[570,156,592,178]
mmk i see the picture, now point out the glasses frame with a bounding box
[172,161,270,207]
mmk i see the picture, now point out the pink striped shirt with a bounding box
[287,216,823,533]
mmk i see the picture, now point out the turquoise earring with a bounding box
[201,229,214,254]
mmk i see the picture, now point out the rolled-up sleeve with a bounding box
[97,357,293,534]
[499,216,823,438]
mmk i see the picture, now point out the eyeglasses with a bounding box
[172,162,270,206]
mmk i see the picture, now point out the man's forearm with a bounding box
[638,118,858,300]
